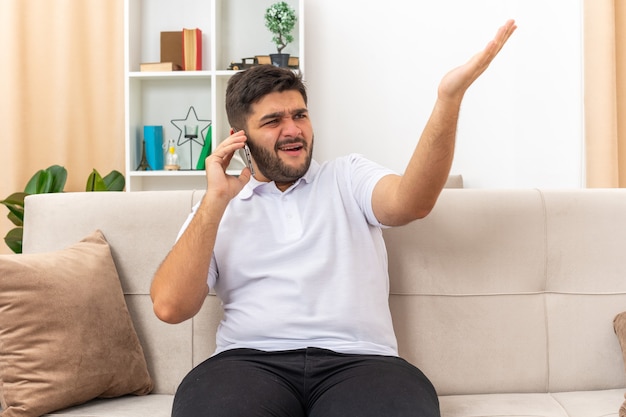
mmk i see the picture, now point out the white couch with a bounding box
[16,188,626,416]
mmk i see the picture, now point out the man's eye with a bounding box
[294,113,307,119]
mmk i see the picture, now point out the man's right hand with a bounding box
[204,130,252,203]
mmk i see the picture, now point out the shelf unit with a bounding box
[124,0,304,191]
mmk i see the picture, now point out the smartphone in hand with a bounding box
[239,143,255,177]
[233,128,255,177]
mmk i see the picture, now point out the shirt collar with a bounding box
[237,159,320,200]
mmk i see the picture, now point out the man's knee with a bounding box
[172,351,305,417]
[308,355,440,417]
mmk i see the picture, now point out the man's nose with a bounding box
[282,118,301,138]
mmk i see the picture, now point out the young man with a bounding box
[151,20,516,417]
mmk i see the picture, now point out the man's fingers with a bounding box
[492,20,517,56]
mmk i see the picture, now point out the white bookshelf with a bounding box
[124,0,304,191]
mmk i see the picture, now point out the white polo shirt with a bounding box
[180,154,399,356]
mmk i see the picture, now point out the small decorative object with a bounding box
[136,140,151,171]
[170,106,211,170]
[227,57,259,71]
[164,139,180,171]
[185,124,198,140]
[265,1,297,68]
[183,124,199,169]
[143,125,164,170]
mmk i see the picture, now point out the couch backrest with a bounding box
[23,189,626,396]
[23,190,211,395]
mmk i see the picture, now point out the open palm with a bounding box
[438,20,517,102]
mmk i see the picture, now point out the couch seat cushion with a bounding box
[35,389,626,417]
[553,389,626,417]
[440,389,624,417]
[43,395,173,417]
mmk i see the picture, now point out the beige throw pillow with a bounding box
[614,312,626,417]
[0,230,153,417]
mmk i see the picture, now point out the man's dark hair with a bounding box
[225,65,307,131]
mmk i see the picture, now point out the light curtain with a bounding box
[584,0,626,187]
[0,0,124,253]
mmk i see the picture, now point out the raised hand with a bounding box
[438,19,517,103]
[203,130,252,203]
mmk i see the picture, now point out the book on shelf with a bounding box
[143,126,164,170]
[160,31,183,69]
[139,62,182,72]
[256,55,271,65]
[196,125,212,170]
[182,28,202,71]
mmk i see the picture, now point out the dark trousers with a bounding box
[172,347,440,417]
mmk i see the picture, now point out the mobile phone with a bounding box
[233,128,255,177]
[239,144,255,177]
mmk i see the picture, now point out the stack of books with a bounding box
[139,28,202,72]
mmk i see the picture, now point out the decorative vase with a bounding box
[270,53,290,68]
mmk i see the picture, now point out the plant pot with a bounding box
[270,53,290,68]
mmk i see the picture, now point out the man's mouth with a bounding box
[277,141,305,154]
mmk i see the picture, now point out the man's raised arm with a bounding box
[373,20,517,227]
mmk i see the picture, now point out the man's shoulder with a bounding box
[314,154,373,173]
[305,155,359,183]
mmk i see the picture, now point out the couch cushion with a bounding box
[43,395,173,417]
[552,389,625,417]
[35,389,626,417]
[440,389,624,417]
[440,393,569,417]
[0,230,153,417]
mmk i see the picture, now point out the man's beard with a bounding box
[247,135,314,184]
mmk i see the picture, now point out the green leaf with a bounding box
[46,165,68,193]
[4,227,23,254]
[1,192,27,208]
[24,165,67,194]
[2,165,66,253]
[7,211,22,227]
[0,192,27,225]
[85,169,107,191]
[87,169,125,191]
[24,169,47,194]
[103,170,125,191]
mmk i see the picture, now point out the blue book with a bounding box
[143,126,164,170]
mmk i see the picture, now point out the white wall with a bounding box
[304,0,584,188]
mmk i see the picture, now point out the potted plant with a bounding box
[0,165,125,253]
[264,1,297,67]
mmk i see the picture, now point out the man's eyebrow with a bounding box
[291,108,309,115]
[259,111,284,122]
[258,108,308,123]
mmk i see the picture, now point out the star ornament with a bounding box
[170,106,211,145]
[170,106,212,169]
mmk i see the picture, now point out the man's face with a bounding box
[244,90,314,190]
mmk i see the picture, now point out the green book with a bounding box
[196,125,212,170]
